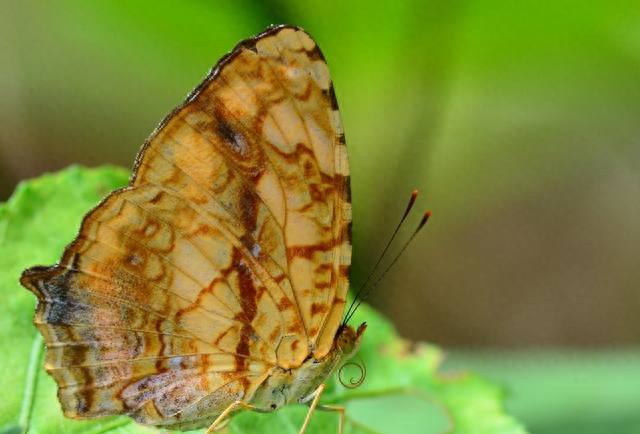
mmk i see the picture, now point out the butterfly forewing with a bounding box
[21,25,351,430]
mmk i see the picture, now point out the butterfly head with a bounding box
[335,322,367,360]
[334,323,367,389]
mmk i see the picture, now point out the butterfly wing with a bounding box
[21,25,351,429]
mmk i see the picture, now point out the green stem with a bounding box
[19,334,43,434]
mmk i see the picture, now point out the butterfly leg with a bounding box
[316,404,345,434]
[209,417,231,432]
[298,383,344,434]
[204,400,270,434]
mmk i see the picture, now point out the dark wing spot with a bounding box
[216,116,248,156]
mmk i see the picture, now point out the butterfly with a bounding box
[20,25,366,434]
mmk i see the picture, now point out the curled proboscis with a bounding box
[338,353,367,389]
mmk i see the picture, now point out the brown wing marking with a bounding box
[192,27,352,360]
[101,186,287,362]
[20,181,287,421]
[150,373,270,430]
[281,28,352,358]
[249,27,352,358]
[22,266,272,427]
[134,79,311,367]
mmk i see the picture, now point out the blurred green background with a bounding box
[1,1,639,433]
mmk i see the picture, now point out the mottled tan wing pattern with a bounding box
[20,25,351,429]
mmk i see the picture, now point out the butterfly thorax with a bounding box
[249,323,366,411]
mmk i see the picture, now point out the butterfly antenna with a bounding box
[342,190,419,324]
[343,210,431,325]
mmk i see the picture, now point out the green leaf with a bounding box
[0,166,527,434]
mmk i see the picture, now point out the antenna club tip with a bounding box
[420,211,431,224]
[416,210,431,232]
[407,190,418,206]
[403,189,419,217]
